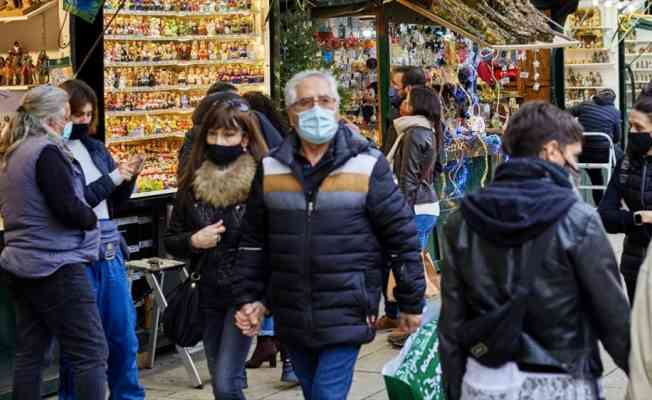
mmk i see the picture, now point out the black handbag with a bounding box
[162,272,203,348]
[457,223,558,368]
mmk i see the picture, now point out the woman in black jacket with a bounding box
[599,84,652,304]
[165,97,268,400]
[376,86,440,337]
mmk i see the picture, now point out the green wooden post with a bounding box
[270,0,282,106]
[376,5,391,146]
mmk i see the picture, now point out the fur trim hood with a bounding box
[192,154,257,208]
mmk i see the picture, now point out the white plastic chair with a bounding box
[577,131,616,196]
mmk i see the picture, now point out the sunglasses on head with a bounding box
[212,98,250,112]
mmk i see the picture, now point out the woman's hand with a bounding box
[127,154,146,175]
[118,161,136,181]
[191,221,226,250]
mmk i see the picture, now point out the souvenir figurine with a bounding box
[208,42,217,60]
[9,41,23,59]
[178,69,187,85]
[239,43,247,58]
[190,41,199,60]
[198,19,208,36]
[207,19,216,36]
[190,20,199,36]
[198,41,208,60]
[215,18,225,35]
[229,43,239,59]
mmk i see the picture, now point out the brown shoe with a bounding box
[375,315,400,331]
[387,329,411,348]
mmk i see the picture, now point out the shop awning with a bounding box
[313,0,578,49]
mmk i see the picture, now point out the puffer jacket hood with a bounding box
[461,158,578,247]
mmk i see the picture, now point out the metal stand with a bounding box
[126,258,203,389]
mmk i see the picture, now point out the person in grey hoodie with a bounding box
[0,85,108,400]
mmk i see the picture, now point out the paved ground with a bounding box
[134,234,630,400]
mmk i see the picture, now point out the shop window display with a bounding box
[103,0,267,194]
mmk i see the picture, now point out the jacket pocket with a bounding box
[355,273,370,320]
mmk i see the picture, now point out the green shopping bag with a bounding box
[383,320,446,400]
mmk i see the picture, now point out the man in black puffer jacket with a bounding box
[440,102,630,400]
[233,70,424,400]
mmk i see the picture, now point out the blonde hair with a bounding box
[0,85,69,169]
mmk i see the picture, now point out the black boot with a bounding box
[278,342,299,385]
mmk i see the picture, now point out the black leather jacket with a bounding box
[393,125,438,208]
[439,203,630,400]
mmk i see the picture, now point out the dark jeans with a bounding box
[202,305,251,400]
[4,263,108,400]
[621,236,649,306]
[287,344,360,400]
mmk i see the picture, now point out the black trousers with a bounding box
[621,236,650,306]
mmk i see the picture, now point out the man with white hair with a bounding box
[232,70,425,399]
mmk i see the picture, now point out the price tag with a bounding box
[520,71,530,79]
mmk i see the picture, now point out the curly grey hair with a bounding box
[0,85,70,169]
[284,70,340,108]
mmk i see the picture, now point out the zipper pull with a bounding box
[308,201,314,217]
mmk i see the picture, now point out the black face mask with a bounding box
[205,144,244,166]
[69,123,90,141]
[628,131,652,157]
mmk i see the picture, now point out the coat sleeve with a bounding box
[84,174,118,208]
[83,145,134,210]
[598,160,635,234]
[438,212,467,400]
[571,211,631,374]
[367,155,425,314]
[398,128,429,208]
[233,164,270,307]
[164,195,196,260]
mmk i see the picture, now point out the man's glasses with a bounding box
[291,96,337,110]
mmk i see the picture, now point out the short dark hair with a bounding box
[402,67,426,88]
[634,82,652,114]
[207,81,238,95]
[502,101,583,158]
[60,79,98,133]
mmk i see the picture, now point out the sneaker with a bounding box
[387,329,411,348]
[375,315,399,331]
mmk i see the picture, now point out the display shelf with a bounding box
[0,1,56,23]
[565,86,607,89]
[567,26,611,30]
[131,188,177,199]
[104,33,257,42]
[565,63,614,67]
[105,82,264,93]
[631,68,652,72]
[106,108,194,117]
[105,58,262,67]
[626,40,652,43]
[0,84,36,91]
[107,132,186,144]
[108,9,253,17]
[567,47,610,51]
[627,53,652,57]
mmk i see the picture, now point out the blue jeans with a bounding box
[287,344,360,400]
[384,214,437,318]
[59,250,144,400]
[202,306,252,400]
[4,264,108,400]
[260,316,274,337]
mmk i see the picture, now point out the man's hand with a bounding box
[398,312,421,334]
[235,302,267,336]
[635,211,652,224]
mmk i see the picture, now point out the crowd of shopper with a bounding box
[1,66,652,400]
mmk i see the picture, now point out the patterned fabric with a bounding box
[461,373,602,400]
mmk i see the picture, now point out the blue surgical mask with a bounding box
[296,106,338,145]
[61,121,74,140]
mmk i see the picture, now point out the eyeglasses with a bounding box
[291,96,337,110]
[212,98,250,112]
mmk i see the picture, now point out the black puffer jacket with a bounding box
[440,158,630,400]
[234,127,425,348]
[392,116,438,208]
[165,155,257,306]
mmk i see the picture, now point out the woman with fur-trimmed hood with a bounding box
[165,96,268,400]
